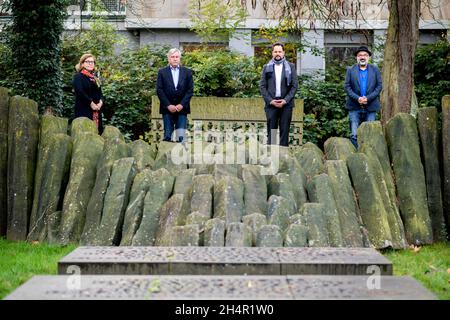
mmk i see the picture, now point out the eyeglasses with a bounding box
[84,60,95,64]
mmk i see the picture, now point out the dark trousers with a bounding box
[265,105,293,146]
[162,113,188,142]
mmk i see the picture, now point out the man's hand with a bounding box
[168,105,177,113]
[175,104,183,112]
[270,99,284,108]
[358,96,368,105]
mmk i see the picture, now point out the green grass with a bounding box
[382,242,450,300]
[0,238,76,299]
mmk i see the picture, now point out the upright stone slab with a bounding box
[306,174,344,247]
[386,113,433,245]
[347,153,393,248]
[80,138,130,245]
[120,169,153,246]
[204,218,225,247]
[301,203,329,247]
[129,139,155,172]
[294,144,325,178]
[324,137,356,161]
[225,222,252,247]
[256,225,283,247]
[325,160,364,247]
[59,133,104,245]
[359,146,407,249]
[278,154,308,211]
[132,168,174,246]
[173,168,196,196]
[101,125,124,141]
[418,108,446,240]
[358,121,401,234]
[153,141,188,175]
[267,195,292,232]
[284,224,308,247]
[70,117,97,140]
[28,116,68,241]
[95,158,136,246]
[0,87,9,236]
[443,96,450,232]
[242,165,267,216]
[27,134,72,242]
[268,173,297,213]
[7,96,39,241]
[154,194,189,246]
[190,174,214,219]
[242,212,267,246]
[170,224,200,246]
[213,175,245,225]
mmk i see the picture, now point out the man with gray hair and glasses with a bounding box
[156,48,194,142]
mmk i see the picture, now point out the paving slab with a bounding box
[58,247,392,275]
[5,275,436,300]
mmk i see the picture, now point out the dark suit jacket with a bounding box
[344,64,382,112]
[156,65,194,115]
[260,61,298,109]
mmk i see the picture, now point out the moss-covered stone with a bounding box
[359,145,407,249]
[306,173,344,247]
[7,96,39,241]
[324,137,356,161]
[225,222,252,247]
[242,212,267,246]
[80,138,130,245]
[173,168,196,196]
[129,139,155,172]
[155,194,190,246]
[284,224,308,247]
[242,165,268,216]
[94,158,137,246]
[132,168,174,246]
[325,160,364,247]
[120,169,154,245]
[27,134,72,242]
[268,173,297,214]
[70,117,97,140]
[101,125,124,142]
[204,218,225,246]
[190,174,214,219]
[267,195,292,232]
[170,224,200,246]
[59,133,104,244]
[442,96,450,232]
[278,154,308,211]
[256,224,283,247]
[346,153,393,248]
[28,115,68,241]
[418,107,447,241]
[213,175,245,225]
[386,113,433,245]
[301,203,329,247]
[0,87,9,236]
[293,144,325,178]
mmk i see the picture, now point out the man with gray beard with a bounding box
[344,46,382,148]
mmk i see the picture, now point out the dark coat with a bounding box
[259,61,298,109]
[344,64,382,112]
[72,72,104,130]
[156,66,194,115]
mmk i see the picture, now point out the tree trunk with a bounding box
[381,0,420,124]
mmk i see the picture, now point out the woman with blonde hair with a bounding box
[73,53,104,133]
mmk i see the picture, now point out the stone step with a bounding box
[58,246,393,276]
[5,275,436,300]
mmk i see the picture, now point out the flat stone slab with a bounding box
[5,275,436,300]
[58,247,393,275]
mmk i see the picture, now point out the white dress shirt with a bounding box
[274,63,283,97]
